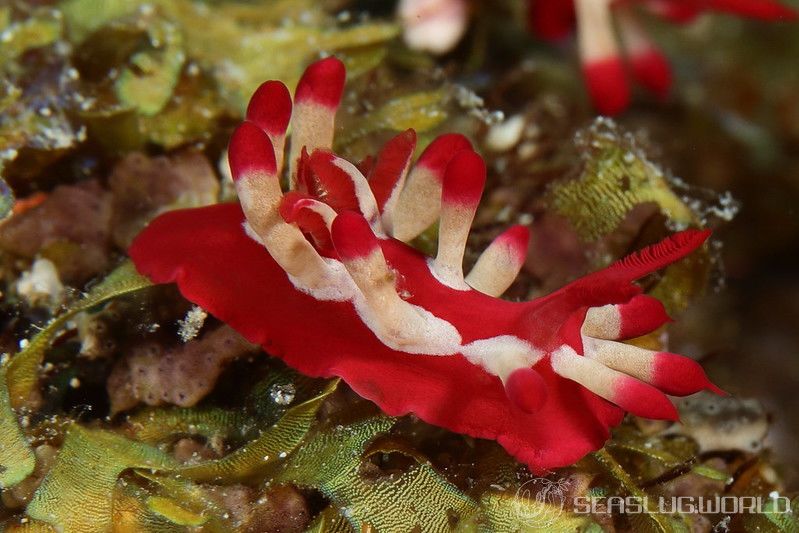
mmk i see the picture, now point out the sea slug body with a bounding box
[130,57,722,471]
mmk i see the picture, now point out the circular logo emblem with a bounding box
[512,477,570,527]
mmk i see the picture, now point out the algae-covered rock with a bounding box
[107,324,258,414]
[0,180,112,284]
[108,150,219,248]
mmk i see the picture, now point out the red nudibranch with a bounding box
[528,0,797,115]
[130,57,723,471]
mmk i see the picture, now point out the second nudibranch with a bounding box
[529,0,797,114]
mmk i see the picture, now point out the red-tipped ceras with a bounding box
[130,57,723,471]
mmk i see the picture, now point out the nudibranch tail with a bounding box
[519,229,722,420]
[561,228,712,308]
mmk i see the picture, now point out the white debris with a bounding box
[177,305,207,342]
[485,115,525,152]
[77,311,120,360]
[16,258,65,308]
[269,382,296,406]
[705,191,740,222]
[517,213,534,225]
[713,516,730,533]
[398,0,468,55]
[516,141,540,160]
[452,85,504,125]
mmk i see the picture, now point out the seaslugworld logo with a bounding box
[512,477,792,523]
[572,494,792,515]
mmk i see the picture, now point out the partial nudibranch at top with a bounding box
[528,0,797,115]
[130,57,722,471]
